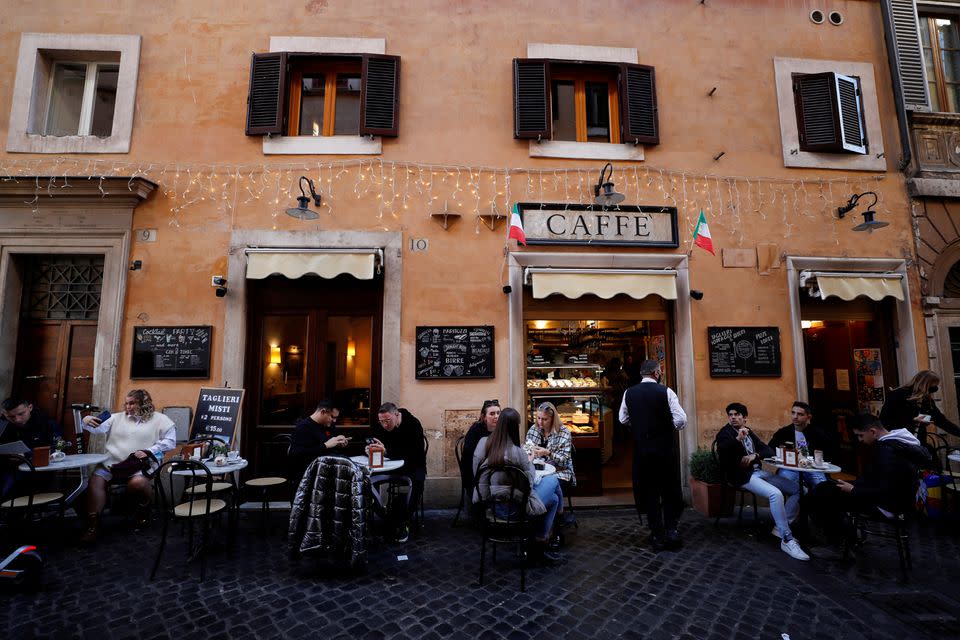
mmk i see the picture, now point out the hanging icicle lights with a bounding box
[0,157,890,241]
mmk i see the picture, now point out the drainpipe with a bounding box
[879,0,913,173]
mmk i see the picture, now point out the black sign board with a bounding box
[415,326,495,379]
[189,387,244,445]
[708,327,782,377]
[131,326,212,379]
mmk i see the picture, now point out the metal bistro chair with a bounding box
[452,435,470,527]
[842,509,912,582]
[711,439,759,529]
[151,458,228,582]
[475,463,534,592]
[244,433,291,536]
[0,453,66,537]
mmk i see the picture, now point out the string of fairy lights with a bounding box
[0,156,890,246]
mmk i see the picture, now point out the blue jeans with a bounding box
[777,468,826,491]
[741,470,800,539]
[532,474,563,539]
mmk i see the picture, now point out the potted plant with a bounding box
[689,447,730,517]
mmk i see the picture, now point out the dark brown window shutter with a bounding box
[245,52,287,136]
[793,72,867,154]
[620,63,659,145]
[514,59,551,139]
[887,0,930,111]
[360,54,400,137]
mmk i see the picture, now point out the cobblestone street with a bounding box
[3,507,958,639]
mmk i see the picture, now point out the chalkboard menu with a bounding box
[131,326,212,379]
[190,387,244,445]
[708,326,781,377]
[415,326,495,379]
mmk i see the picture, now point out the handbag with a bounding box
[110,450,159,482]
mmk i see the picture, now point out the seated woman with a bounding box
[79,389,177,542]
[461,399,500,494]
[472,407,563,564]
[524,401,576,509]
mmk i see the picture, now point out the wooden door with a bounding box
[12,320,97,442]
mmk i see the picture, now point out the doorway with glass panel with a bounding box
[244,273,382,479]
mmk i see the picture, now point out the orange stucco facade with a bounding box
[0,0,927,498]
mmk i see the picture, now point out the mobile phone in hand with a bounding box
[97,409,112,422]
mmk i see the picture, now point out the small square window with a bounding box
[42,62,119,137]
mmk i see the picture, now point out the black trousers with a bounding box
[632,448,683,534]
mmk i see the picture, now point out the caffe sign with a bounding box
[517,202,679,247]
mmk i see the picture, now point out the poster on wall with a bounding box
[853,348,885,415]
[650,335,667,381]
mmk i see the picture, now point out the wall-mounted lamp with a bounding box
[211,275,228,297]
[690,289,704,300]
[129,260,142,271]
[346,338,356,358]
[269,345,282,365]
[837,191,888,232]
[593,162,625,207]
[286,176,322,220]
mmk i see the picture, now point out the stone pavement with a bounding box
[2,507,958,640]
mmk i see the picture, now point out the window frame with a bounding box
[286,59,363,137]
[918,11,960,113]
[6,33,140,154]
[550,67,621,144]
[44,61,119,137]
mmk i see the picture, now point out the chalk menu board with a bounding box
[131,326,212,379]
[189,387,244,445]
[708,326,781,377]
[416,326,495,379]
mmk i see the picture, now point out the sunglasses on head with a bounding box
[482,399,500,408]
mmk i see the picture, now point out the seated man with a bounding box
[810,413,931,544]
[769,400,835,490]
[715,402,808,561]
[289,401,348,481]
[367,402,427,542]
[1,397,63,498]
[80,389,176,542]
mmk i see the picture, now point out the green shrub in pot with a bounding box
[689,447,721,484]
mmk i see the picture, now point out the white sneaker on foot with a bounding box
[771,526,782,539]
[781,538,810,561]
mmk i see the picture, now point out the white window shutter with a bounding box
[887,0,931,111]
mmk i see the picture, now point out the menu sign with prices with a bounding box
[189,387,244,446]
[707,327,781,377]
[415,326,495,379]
[131,326,212,379]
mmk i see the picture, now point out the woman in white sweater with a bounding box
[80,389,176,542]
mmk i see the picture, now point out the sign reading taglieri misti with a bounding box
[516,202,679,247]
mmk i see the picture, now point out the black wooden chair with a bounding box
[559,441,577,529]
[151,459,228,582]
[452,435,473,527]
[475,463,533,591]
[711,439,759,529]
[842,509,912,582]
[0,453,66,537]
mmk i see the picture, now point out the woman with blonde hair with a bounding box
[525,401,576,494]
[879,370,960,441]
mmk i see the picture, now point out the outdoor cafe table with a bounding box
[534,461,556,482]
[19,453,109,506]
[764,458,842,476]
[349,455,405,512]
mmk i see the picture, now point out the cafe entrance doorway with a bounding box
[524,291,674,500]
[243,273,383,478]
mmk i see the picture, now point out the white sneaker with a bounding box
[770,526,782,539]
[781,538,810,561]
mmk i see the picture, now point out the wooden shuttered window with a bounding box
[246,53,287,135]
[793,72,867,154]
[245,52,400,137]
[513,58,659,144]
[360,54,400,137]
[514,59,551,139]
[620,63,659,145]
[886,0,931,111]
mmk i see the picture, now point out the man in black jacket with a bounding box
[289,401,348,481]
[1,397,63,498]
[811,413,931,543]
[619,359,687,551]
[715,402,808,561]
[369,402,427,541]
[769,401,835,490]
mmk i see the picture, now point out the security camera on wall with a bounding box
[211,275,227,297]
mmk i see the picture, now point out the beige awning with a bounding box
[529,270,677,300]
[814,274,903,301]
[246,251,376,280]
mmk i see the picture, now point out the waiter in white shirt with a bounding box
[619,359,687,551]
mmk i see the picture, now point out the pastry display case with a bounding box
[527,364,605,449]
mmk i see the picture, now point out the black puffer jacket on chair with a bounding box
[289,456,370,567]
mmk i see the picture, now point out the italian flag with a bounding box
[693,210,714,255]
[508,203,527,246]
